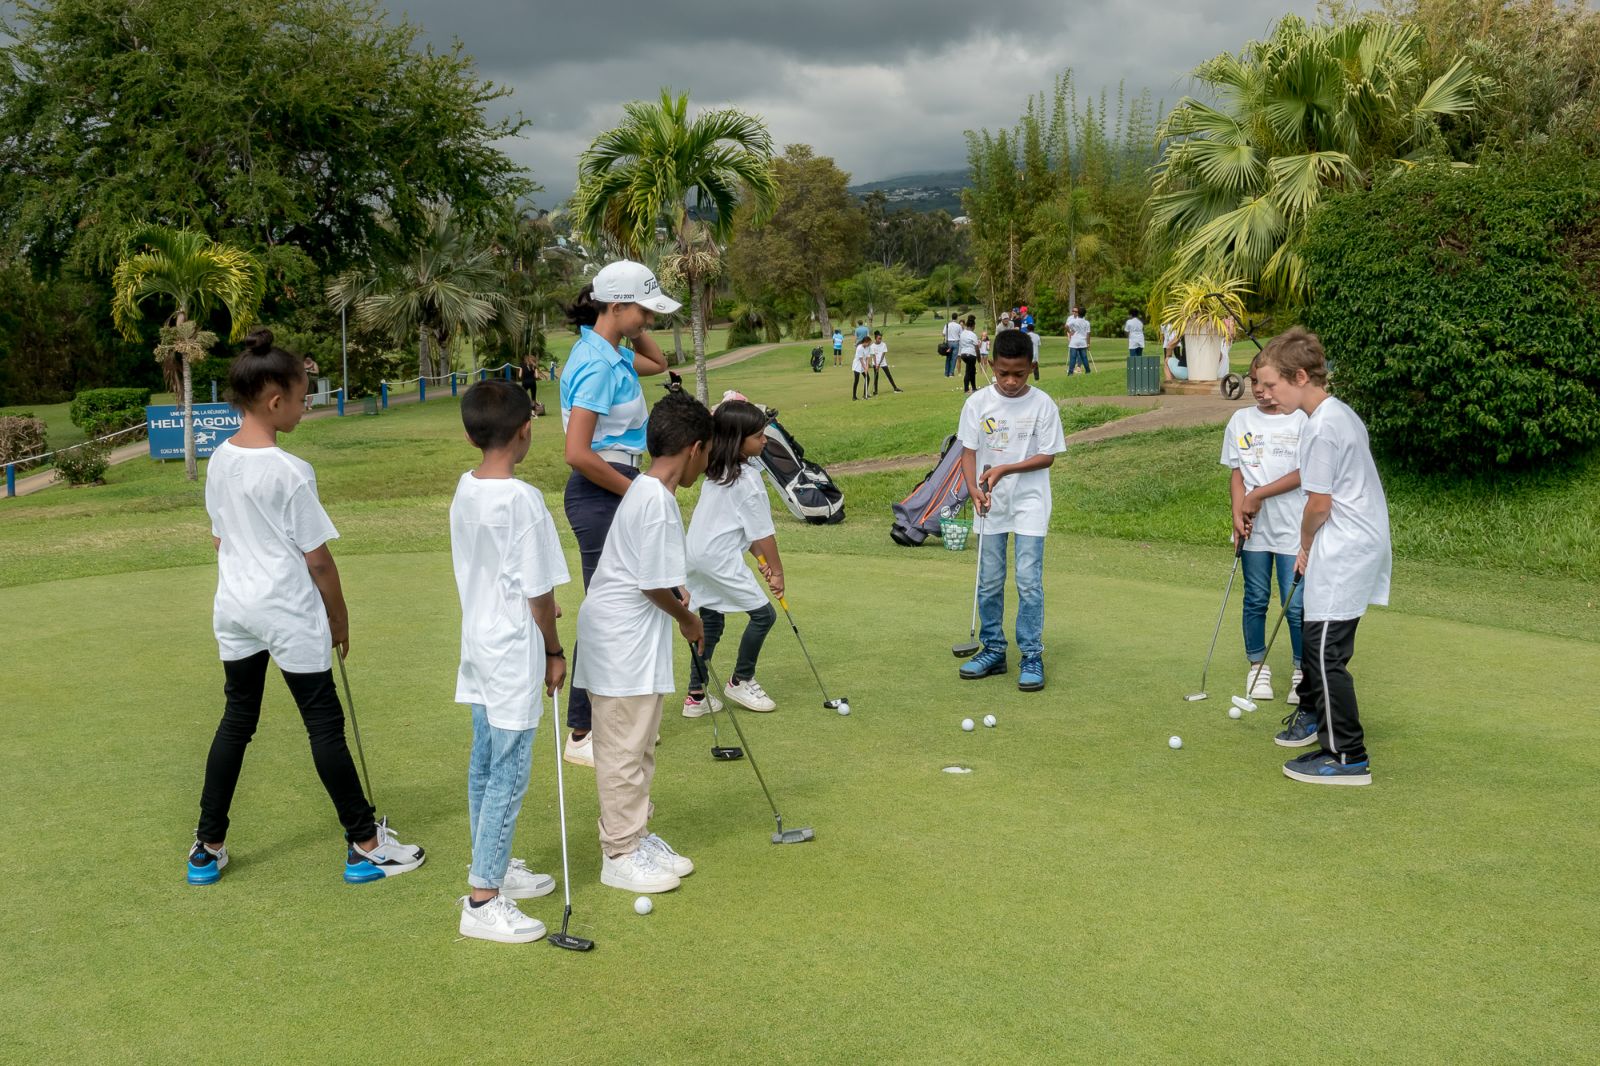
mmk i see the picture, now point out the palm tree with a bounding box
[111,226,265,481]
[327,204,522,382]
[1149,13,1484,306]
[1022,183,1110,311]
[572,89,778,402]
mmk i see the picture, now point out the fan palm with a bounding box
[111,226,265,481]
[1022,184,1110,309]
[1150,13,1485,306]
[572,89,777,402]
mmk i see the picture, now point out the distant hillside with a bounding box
[849,169,969,216]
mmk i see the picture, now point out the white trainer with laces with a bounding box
[724,678,776,713]
[600,847,681,893]
[1247,663,1275,701]
[344,817,426,883]
[1286,668,1304,706]
[500,858,556,900]
[681,692,723,718]
[563,731,594,768]
[640,833,694,877]
[458,894,546,944]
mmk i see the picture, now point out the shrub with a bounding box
[1302,150,1600,473]
[69,387,153,437]
[0,415,48,470]
[52,439,110,485]
[899,299,928,324]
[726,318,762,349]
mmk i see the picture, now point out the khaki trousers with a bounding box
[591,693,665,858]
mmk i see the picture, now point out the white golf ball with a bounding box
[1169,736,1183,749]
[634,896,652,916]
[1228,706,1242,720]
[961,718,975,732]
[837,702,851,716]
[982,714,996,728]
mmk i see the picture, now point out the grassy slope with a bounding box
[2,332,1598,1062]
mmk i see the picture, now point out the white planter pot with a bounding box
[1185,325,1224,382]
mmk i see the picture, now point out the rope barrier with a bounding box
[5,422,146,468]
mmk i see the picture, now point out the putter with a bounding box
[334,650,375,808]
[1232,573,1303,714]
[755,554,847,711]
[547,691,594,952]
[1185,538,1246,702]
[690,643,814,845]
[700,679,743,761]
[952,465,992,658]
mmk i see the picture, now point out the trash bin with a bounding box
[1127,354,1161,396]
[362,395,379,416]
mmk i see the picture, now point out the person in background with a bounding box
[871,330,902,394]
[942,313,962,378]
[1065,307,1092,375]
[832,327,845,367]
[1023,322,1042,381]
[1123,312,1145,363]
[959,315,980,394]
[520,355,541,416]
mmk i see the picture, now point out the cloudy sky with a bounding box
[405,1,1324,204]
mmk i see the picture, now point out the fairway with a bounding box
[4,339,1598,1063]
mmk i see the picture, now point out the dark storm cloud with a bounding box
[391,0,1324,202]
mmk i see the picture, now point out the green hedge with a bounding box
[1303,151,1600,473]
[69,387,153,436]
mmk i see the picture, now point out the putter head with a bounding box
[1184,693,1209,702]
[772,827,815,845]
[1231,695,1258,714]
[952,641,981,658]
[823,697,847,710]
[548,932,595,952]
[711,745,745,761]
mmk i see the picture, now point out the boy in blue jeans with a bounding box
[957,330,1067,691]
[450,381,571,942]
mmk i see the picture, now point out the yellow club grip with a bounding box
[755,553,787,609]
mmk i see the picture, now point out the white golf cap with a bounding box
[590,259,681,314]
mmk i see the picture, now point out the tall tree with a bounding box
[725,144,864,343]
[573,90,777,403]
[111,227,264,481]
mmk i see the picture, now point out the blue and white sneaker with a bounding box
[344,818,426,883]
[1274,708,1320,748]
[1282,752,1371,786]
[1017,654,1045,692]
[959,646,1007,680]
[187,840,228,885]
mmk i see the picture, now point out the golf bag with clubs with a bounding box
[809,346,825,373]
[889,434,971,547]
[757,411,846,525]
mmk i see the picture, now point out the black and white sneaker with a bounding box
[344,818,425,883]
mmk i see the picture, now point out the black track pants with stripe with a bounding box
[1301,618,1367,763]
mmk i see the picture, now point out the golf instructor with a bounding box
[559,260,679,767]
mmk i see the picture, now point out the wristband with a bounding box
[546,649,565,659]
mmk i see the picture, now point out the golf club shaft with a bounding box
[754,554,833,703]
[968,465,992,638]
[692,644,784,830]
[1197,539,1246,694]
[335,650,375,810]
[551,690,575,925]
[1249,573,1302,693]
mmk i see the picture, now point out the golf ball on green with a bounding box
[982,714,996,728]
[961,718,975,732]
[1228,706,1242,720]
[1169,736,1183,749]
[634,896,652,916]
[837,702,851,716]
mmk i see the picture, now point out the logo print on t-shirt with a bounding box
[1238,431,1256,450]
[981,417,998,434]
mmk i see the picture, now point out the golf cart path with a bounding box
[829,393,1250,476]
[705,343,782,370]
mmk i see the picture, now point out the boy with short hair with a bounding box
[1066,307,1092,375]
[956,330,1068,692]
[1253,327,1391,786]
[574,389,714,892]
[450,380,571,942]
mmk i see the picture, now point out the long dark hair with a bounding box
[565,283,605,328]
[707,399,769,486]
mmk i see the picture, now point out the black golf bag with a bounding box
[757,413,845,525]
[810,347,825,373]
[890,434,971,546]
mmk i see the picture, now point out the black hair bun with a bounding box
[243,328,275,356]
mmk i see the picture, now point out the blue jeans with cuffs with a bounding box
[467,704,534,890]
[978,531,1045,657]
[1241,549,1303,665]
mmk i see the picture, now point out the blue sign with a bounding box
[146,403,242,460]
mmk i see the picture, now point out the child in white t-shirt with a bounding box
[851,339,873,400]
[684,398,784,716]
[450,380,571,944]
[1123,313,1145,357]
[870,330,901,395]
[956,330,1068,692]
[188,329,424,888]
[1065,308,1092,375]
[573,390,713,893]
[1253,328,1391,787]
[1222,355,1307,706]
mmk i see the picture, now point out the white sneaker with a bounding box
[1286,668,1303,706]
[600,847,681,893]
[682,692,723,718]
[1247,663,1275,701]
[640,832,694,876]
[458,894,546,944]
[563,731,594,767]
[724,678,776,712]
[501,857,556,900]
[345,817,426,883]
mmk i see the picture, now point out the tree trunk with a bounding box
[690,272,709,404]
[182,354,197,481]
[672,320,685,367]
[811,286,832,342]
[418,326,431,380]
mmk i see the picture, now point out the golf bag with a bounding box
[758,414,845,525]
[889,434,971,547]
[810,347,825,373]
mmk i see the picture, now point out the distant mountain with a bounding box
[849,169,969,216]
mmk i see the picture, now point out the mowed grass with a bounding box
[2,335,1599,1062]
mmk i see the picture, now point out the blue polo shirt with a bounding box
[560,327,648,455]
[854,324,870,344]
